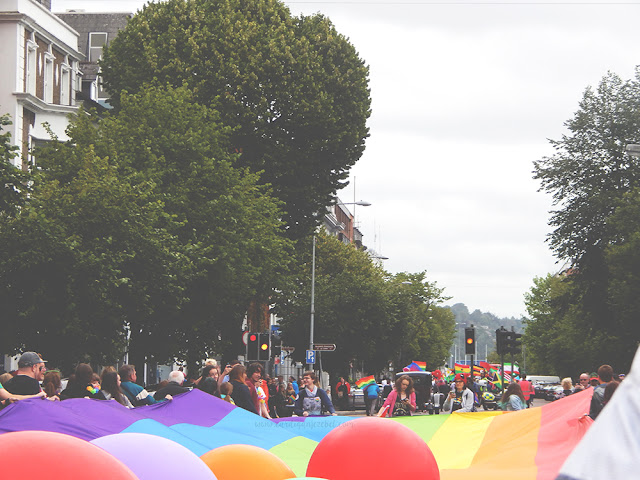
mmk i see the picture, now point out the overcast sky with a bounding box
[53,0,640,317]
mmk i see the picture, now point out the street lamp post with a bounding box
[309,200,371,387]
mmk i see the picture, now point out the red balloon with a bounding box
[0,430,139,479]
[306,417,439,479]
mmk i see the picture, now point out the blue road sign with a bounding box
[306,349,316,364]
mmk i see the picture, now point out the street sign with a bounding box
[242,331,249,346]
[306,350,316,364]
[281,346,295,352]
[313,343,336,351]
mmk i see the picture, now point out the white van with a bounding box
[527,375,560,384]
[527,375,561,399]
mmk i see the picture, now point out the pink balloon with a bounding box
[92,433,216,480]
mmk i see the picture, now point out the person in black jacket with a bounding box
[60,363,103,400]
[154,371,190,400]
[229,364,257,414]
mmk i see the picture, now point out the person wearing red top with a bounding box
[519,374,535,408]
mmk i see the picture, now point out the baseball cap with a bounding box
[18,352,47,368]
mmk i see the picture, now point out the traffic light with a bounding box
[509,332,523,355]
[271,332,282,359]
[258,333,270,361]
[503,330,523,355]
[464,327,475,355]
[496,327,507,356]
[247,332,259,360]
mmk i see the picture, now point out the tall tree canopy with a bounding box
[533,70,640,265]
[0,86,291,370]
[0,113,31,216]
[101,0,371,238]
[527,69,640,374]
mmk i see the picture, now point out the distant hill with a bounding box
[445,303,524,362]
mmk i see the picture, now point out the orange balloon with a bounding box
[201,444,296,480]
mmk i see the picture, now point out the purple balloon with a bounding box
[91,433,217,480]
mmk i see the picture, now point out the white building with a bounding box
[0,0,82,166]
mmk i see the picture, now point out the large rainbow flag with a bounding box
[0,387,594,478]
[355,375,375,389]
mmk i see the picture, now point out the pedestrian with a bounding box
[98,370,133,408]
[573,373,591,392]
[519,373,535,407]
[561,377,573,397]
[334,377,350,410]
[499,382,526,411]
[229,364,257,414]
[3,352,48,396]
[589,364,615,420]
[155,370,190,400]
[220,382,235,404]
[42,370,62,399]
[443,374,474,413]
[119,364,172,406]
[377,374,416,417]
[60,363,103,400]
[294,371,337,416]
[363,379,380,416]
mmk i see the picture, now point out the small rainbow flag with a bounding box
[355,375,375,389]
[413,361,427,371]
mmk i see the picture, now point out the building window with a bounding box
[60,63,71,105]
[26,40,37,95]
[43,51,54,103]
[88,32,108,62]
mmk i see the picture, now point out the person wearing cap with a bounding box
[2,352,49,396]
[443,374,475,413]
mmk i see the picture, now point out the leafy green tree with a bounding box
[0,113,31,216]
[385,272,454,370]
[533,71,640,333]
[275,239,454,377]
[604,189,640,367]
[100,0,371,238]
[275,232,393,376]
[533,70,640,264]
[0,86,291,371]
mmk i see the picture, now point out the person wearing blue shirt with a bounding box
[364,381,380,416]
[289,376,299,395]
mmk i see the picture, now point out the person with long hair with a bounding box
[500,382,526,411]
[42,371,62,398]
[377,374,417,417]
[98,370,133,408]
[60,363,103,400]
[293,371,337,416]
[220,382,235,404]
[229,365,257,414]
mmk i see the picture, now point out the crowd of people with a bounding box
[0,353,625,422]
[0,352,338,418]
